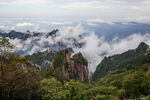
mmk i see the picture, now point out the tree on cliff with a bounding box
[0,38,14,55]
[0,38,14,80]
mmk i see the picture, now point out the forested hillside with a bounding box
[25,49,56,70]
[92,42,150,81]
[1,38,150,100]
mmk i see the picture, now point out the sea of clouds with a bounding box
[2,24,150,73]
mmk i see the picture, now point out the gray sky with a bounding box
[0,0,150,22]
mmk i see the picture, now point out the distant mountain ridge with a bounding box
[0,29,59,40]
[92,42,150,81]
[0,29,85,56]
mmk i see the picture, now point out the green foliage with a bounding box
[123,71,149,98]
[39,78,91,100]
[2,40,150,100]
[96,95,109,100]
[140,53,150,64]
[42,67,65,82]
[110,80,122,89]
[64,80,91,100]
[64,62,69,69]
[145,95,150,100]
[25,51,56,70]
[136,42,149,52]
[0,53,41,100]
[53,50,65,68]
[116,89,125,99]
[93,42,149,81]
[0,38,14,55]
[39,78,67,100]
[72,52,88,66]
[91,50,150,99]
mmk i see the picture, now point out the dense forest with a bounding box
[1,38,150,100]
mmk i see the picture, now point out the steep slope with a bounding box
[92,42,150,81]
[94,52,150,99]
[25,49,56,70]
[51,49,90,82]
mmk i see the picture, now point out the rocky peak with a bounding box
[136,42,149,52]
[92,42,150,81]
[9,30,16,34]
[51,49,90,83]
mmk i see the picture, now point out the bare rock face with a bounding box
[51,49,90,83]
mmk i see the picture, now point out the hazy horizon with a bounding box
[0,0,150,23]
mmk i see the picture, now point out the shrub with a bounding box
[117,89,126,99]
[72,52,88,66]
[96,95,109,100]
[53,51,64,68]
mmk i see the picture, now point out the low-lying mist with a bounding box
[7,24,150,73]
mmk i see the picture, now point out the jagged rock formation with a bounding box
[51,49,90,83]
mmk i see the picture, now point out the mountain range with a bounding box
[1,33,150,99]
[0,29,84,55]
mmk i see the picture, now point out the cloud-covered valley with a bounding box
[3,24,150,74]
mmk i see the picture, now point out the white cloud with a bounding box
[126,16,150,23]
[51,21,72,25]
[61,0,150,10]
[15,22,35,27]
[7,24,150,74]
[0,25,10,31]
[73,33,150,73]
[87,18,114,26]
[10,22,39,32]
[61,1,106,9]
[0,0,150,23]
[9,24,85,55]
[0,0,57,6]
[0,25,5,29]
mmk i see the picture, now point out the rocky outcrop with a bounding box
[107,69,119,77]
[28,61,42,71]
[51,49,90,83]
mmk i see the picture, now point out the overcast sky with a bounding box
[0,0,150,22]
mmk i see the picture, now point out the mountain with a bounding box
[25,48,56,70]
[92,42,150,81]
[25,48,90,82]
[0,29,85,56]
[51,49,90,82]
[93,52,150,99]
[2,37,150,99]
[0,29,58,40]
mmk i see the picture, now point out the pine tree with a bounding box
[0,38,14,80]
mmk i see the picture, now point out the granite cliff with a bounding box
[51,49,90,82]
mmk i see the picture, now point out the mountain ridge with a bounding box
[92,42,150,81]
